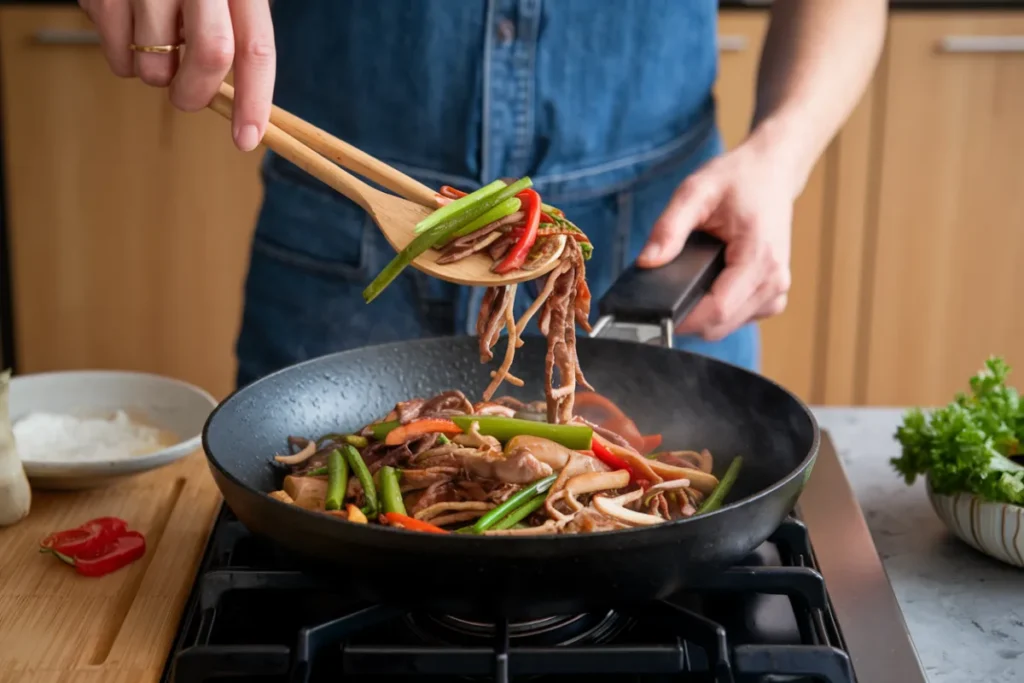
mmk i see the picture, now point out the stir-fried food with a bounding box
[362,178,593,423]
[267,391,743,535]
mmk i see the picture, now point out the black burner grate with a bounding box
[162,507,854,683]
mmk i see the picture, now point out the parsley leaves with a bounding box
[891,357,1024,505]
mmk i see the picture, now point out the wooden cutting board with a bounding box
[0,452,221,683]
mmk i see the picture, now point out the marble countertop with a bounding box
[813,407,1023,683]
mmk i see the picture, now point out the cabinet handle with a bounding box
[32,29,101,46]
[938,35,1024,53]
[718,35,748,53]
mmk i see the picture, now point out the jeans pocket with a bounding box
[251,154,373,281]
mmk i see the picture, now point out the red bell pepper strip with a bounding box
[591,439,636,481]
[572,393,663,455]
[383,512,449,534]
[640,434,663,454]
[52,530,146,577]
[40,517,128,556]
[493,188,542,274]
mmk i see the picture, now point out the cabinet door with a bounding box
[0,7,263,398]
[715,12,831,402]
[862,13,1024,405]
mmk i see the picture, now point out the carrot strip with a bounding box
[384,418,463,446]
[383,512,449,533]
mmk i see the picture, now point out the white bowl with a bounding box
[927,476,1024,568]
[9,370,216,489]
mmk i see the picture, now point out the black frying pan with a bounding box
[202,234,819,619]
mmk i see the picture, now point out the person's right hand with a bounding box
[78,0,275,152]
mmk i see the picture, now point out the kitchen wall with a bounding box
[0,3,1022,405]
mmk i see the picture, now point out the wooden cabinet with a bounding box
[858,13,1024,405]
[715,12,834,403]
[0,7,263,398]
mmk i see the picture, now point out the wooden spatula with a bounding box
[207,86,564,288]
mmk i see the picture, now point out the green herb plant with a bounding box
[891,357,1024,505]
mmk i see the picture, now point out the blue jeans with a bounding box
[235,132,760,387]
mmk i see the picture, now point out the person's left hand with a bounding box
[636,134,797,341]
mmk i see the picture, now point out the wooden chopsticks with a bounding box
[215,82,438,208]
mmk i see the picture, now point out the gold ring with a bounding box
[128,43,183,54]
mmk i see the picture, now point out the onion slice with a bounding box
[643,479,692,496]
[274,440,316,465]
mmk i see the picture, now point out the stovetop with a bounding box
[160,433,927,683]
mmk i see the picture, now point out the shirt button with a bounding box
[496,18,516,45]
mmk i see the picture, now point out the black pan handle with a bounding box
[593,232,725,346]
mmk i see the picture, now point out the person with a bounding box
[79,0,885,388]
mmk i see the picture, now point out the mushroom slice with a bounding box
[560,469,628,513]
[415,501,494,521]
[645,460,719,494]
[565,470,630,497]
[643,478,692,498]
[593,493,665,526]
[483,520,559,536]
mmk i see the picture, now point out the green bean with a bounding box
[343,444,378,517]
[362,178,533,303]
[324,449,349,511]
[370,420,400,441]
[317,432,368,449]
[344,434,368,448]
[698,456,743,514]
[450,415,592,450]
[379,466,407,516]
[492,491,548,530]
[472,473,558,533]
[414,179,506,234]
[316,432,345,448]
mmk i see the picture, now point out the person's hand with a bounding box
[636,134,797,341]
[78,0,275,152]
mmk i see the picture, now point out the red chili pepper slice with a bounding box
[439,185,467,199]
[383,512,449,534]
[493,189,541,274]
[591,439,636,481]
[52,530,146,577]
[40,516,129,557]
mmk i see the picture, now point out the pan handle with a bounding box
[591,232,726,348]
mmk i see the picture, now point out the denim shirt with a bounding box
[269,0,718,200]
[235,0,760,387]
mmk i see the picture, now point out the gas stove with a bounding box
[161,433,926,683]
